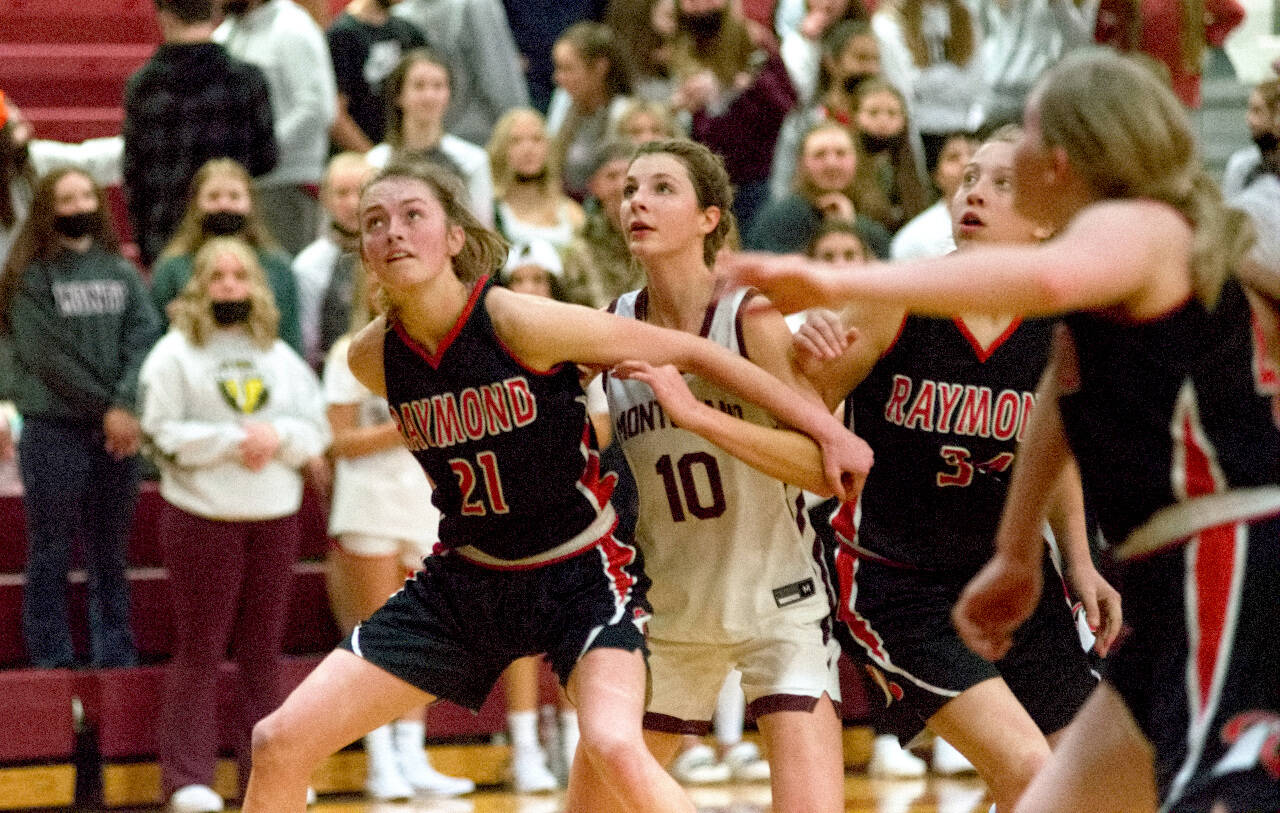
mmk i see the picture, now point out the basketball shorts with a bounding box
[833,544,1096,744]
[644,616,842,735]
[340,530,651,711]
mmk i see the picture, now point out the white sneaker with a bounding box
[511,747,560,793]
[393,723,476,797]
[931,737,977,776]
[365,726,414,801]
[670,743,731,785]
[721,741,770,782]
[168,784,224,813]
[868,734,927,778]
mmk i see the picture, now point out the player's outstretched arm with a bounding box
[490,288,871,500]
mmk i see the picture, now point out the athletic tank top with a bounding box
[383,276,613,560]
[835,314,1053,571]
[1058,277,1280,545]
[606,286,826,642]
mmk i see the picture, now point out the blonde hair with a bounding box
[360,160,508,312]
[160,158,278,260]
[169,237,280,348]
[611,98,678,144]
[323,151,373,191]
[896,0,974,69]
[1035,49,1253,308]
[487,108,566,200]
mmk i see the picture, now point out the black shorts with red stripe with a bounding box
[340,531,651,711]
[833,544,1095,744]
[1106,514,1280,813]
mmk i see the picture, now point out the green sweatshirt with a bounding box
[149,249,303,354]
[8,244,161,422]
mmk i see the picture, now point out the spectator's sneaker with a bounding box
[511,747,560,792]
[670,743,731,785]
[722,741,771,782]
[365,726,414,801]
[393,723,475,797]
[168,784,224,813]
[931,737,977,776]
[868,734,927,778]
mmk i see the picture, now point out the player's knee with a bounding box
[577,724,644,775]
[991,746,1049,805]
[250,711,310,772]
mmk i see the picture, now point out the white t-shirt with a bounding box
[323,335,439,545]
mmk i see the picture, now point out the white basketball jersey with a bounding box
[607,287,827,643]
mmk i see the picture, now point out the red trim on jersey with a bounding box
[391,276,490,369]
[578,422,618,510]
[834,546,892,664]
[880,313,910,357]
[1249,310,1280,395]
[953,317,1023,363]
[599,531,639,608]
[1179,409,1236,715]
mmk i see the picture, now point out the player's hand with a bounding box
[611,361,700,425]
[1065,561,1123,657]
[953,551,1042,661]
[816,427,873,503]
[718,252,845,315]
[795,308,856,362]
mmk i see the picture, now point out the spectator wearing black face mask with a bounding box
[149,158,303,353]
[123,0,277,266]
[0,166,161,670]
[138,236,328,812]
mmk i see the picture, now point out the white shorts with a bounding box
[336,533,431,571]
[644,617,842,734]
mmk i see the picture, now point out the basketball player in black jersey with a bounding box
[238,160,870,813]
[725,50,1280,813]
[786,128,1119,813]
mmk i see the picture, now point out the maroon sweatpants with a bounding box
[157,501,301,799]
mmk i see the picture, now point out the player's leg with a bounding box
[565,646,695,813]
[242,649,434,812]
[758,692,845,813]
[1013,683,1158,813]
[926,677,1052,813]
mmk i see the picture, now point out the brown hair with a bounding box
[0,167,120,332]
[896,0,974,69]
[1035,49,1253,308]
[360,159,508,294]
[632,138,738,267]
[852,78,930,230]
[169,237,279,348]
[159,158,278,260]
[382,47,452,152]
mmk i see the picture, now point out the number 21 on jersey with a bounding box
[450,452,510,515]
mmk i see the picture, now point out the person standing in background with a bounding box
[123,0,277,266]
[327,0,426,154]
[215,0,337,255]
[0,167,161,670]
[391,0,530,146]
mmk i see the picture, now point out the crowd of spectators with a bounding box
[0,0,1275,808]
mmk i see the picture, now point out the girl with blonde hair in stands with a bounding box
[725,49,1280,813]
[486,108,583,255]
[150,158,303,354]
[141,236,328,813]
[239,158,869,813]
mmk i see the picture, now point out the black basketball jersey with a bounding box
[1059,278,1280,545]
[835,315,1053,571]
[382,277,613,560]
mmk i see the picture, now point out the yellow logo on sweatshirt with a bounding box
[217,360,269,414]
